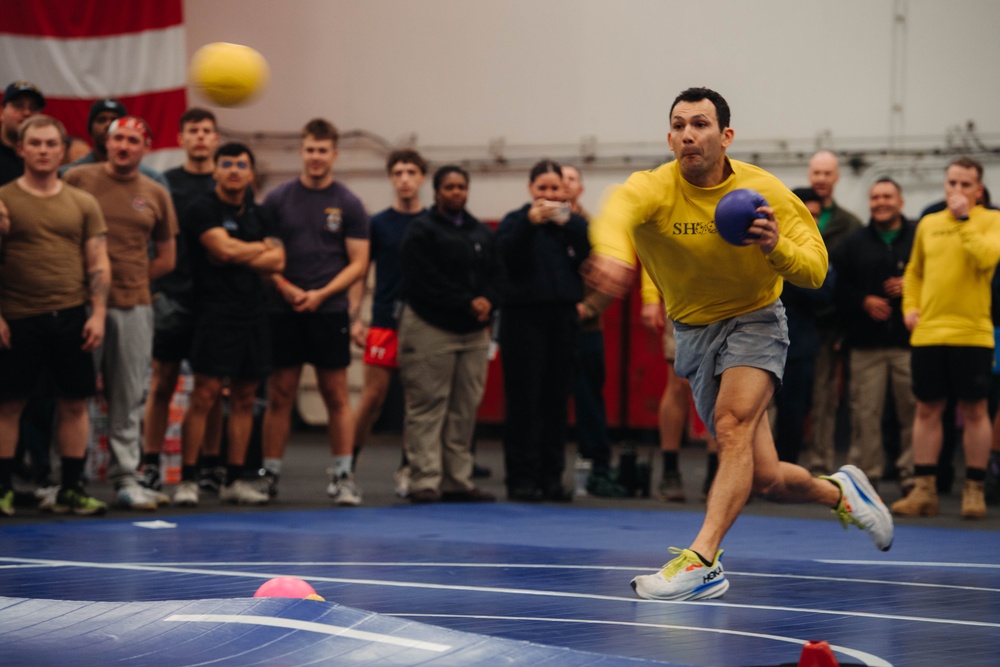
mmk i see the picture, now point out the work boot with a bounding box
[961,479,987,519]
[890,474,938,517]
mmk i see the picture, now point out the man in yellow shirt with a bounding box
[893,157,1000,519]
[587,87,893,601]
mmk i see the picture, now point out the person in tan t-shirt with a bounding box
[64,116,177,511]
[0,115,111,517]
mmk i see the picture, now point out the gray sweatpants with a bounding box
[95,306,153,489]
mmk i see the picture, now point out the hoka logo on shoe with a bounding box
[703,566,723,584]
[684,562,704,572]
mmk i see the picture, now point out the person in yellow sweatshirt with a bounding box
[586,87,894,601]
[893,157,1000,520]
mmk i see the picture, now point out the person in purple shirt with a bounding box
[259,118,370,504]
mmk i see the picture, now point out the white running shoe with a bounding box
[392,466,411,499]
[631,547,728,601]
[172,481,200,507]
[219,479,269,505]
[36,485,60,511]
[117,483,158,511]
[327,470,362,506]
[822,464,894,551]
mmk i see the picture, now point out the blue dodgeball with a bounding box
[714,188,769,245]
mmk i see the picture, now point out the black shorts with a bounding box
[152,294,197,363]
[911,345,993,402]
[0,306,97,401]
[189,317,271,382]
[270,311,351,370]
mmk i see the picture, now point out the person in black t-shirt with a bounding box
[141,108,223,500]
[174,142,284,507]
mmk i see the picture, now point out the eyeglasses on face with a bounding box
[219,159,250,169]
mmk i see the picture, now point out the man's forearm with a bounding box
[88,263,110,315]
[247,246,285,274]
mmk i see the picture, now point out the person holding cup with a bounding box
[496,159,591,501]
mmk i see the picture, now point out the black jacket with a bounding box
[496,203,590,306]
[399,207,504,333]
[831,218,915,349]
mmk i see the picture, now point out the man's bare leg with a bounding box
[352,363,393,464]
[55,399,89,459]
[0,400,28,512]
[691,366,841,558]
[226,380,259,475]
[320,367,361,505]
[319,367,353,458]
[262,366,303,463]
[215,380,269,505]
[689,366,772,558]
[143,360,181,460]
[181,375,222,470]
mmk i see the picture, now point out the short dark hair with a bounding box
[791,187,822,206]
[214,141,255,168]
[872,177,903,195]
[948,156,984,182]
[529,159,562,183]
[432,164,468,191]
[302,118,338,146]
[386,149,427,175]
[179,107,217,131]
[670,87,731,130]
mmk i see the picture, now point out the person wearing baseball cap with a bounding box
[61,97,169,190]
[1,80,46,185]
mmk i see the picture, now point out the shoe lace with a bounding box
[658,547,691,576]
[828,478,861,530]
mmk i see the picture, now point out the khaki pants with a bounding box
[398,306,489,494]
[847,347,915,482]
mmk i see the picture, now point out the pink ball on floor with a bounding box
[254,576,324,600]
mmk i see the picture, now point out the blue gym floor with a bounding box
[1,504,997,666]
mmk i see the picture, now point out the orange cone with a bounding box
[798,640,839,667]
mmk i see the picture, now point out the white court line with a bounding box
[2,556,997,629]
[819,559,1000,569]
[140,560,1000,594]
[163,614,450,652]
[394,614,894,667]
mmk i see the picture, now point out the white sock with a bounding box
[333,455,352,478]
[263,458,282,476]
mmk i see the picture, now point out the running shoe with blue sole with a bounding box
[822,464,894,551]
[631,547,728,601]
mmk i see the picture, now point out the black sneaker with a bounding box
[543,484,574,502]
[587,472,629,498]
[198,466,225,494]
[985,451,1000,505]
[52,487,108,516]
[255,469,279,498]
[140,464,163,492]
[138,465,170,506]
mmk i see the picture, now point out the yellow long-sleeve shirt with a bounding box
[903,205,1000,348]
[590,158,827,326]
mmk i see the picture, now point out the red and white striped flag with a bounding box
[0,0,187,169]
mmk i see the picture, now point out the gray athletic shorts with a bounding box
[673,300,788,437]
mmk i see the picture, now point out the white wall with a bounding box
[185,0,1000,221]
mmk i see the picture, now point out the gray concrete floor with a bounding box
[6,426,997,532]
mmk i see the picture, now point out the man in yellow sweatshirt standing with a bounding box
[893,157,1000,519]
[586,87,894,601]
